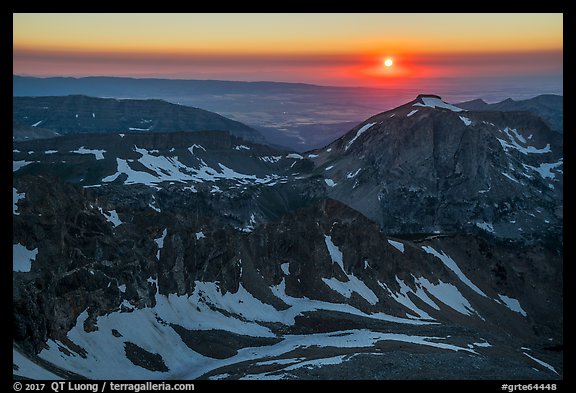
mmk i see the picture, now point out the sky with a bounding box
[13,13,563,91]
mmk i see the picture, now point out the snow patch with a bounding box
[501,172,520,183]
[416,277,477,316]
[324,179,337,187]
[475,222,494,233]
[99,208,123,227]
[421,246,488,298]
[345,122,377,151]
[31,120,43,127]
[459,116,472,126]
[509,127,526,143]
[102,147,281,187]
[259,156,282,163]
[280,262,290,275]
[322,274,379,305]
[321,236,378,305]
[286,153,303,159]
[234,145,251,151]
[72,147,106,160]
[13,187,25,215]
[271,279,434,326]
[148,203,161,213]
[324,235,344,272]
[188,144,206,155]
[522,159,563,180]
[13,160,34,172]
[347,168,361,178]
[407,109,419,117]
[387,240,405,253]
[155,229,168,260]
[523,353,558,375]
[497,127,551,155]
[499,294,527,316]
[195,232,206,240]
[13,243,38,272]
[283,355,347,371]
[413,97,464,112]
[378,278,434,320]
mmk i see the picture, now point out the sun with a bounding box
[384,58,393,67]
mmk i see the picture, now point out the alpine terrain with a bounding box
[13,94,563,380]
[13,95,266,144]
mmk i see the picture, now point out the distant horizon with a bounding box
[13,73,563,105]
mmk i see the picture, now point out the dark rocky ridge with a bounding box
[13,95,266,144]
[457,94,563,133]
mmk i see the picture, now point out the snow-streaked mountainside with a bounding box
[456,94,563,134]
[13,95,562,380]
[308,94,562,243]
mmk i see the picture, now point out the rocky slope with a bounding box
[13,95,563,380]
[307,95,562,247]
[456,94,563,133]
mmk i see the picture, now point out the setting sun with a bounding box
[384,58,393,67]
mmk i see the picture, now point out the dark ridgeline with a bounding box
[13,95,266,144]
[456,94,563,133]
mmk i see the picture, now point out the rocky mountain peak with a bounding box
[302,95,562,246]
[416,93,443,100]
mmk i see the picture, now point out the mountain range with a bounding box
[457,95,563,133]
[13,94,563,380]
[14,75,562,151]
[13,95,265,144]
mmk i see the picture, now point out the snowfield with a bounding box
[31,276,477,380]
[413,97,464,112]
[101,146,284,187]
[13,243,38,273]
[72,146,106,160]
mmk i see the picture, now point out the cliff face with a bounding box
[309,95,562,246]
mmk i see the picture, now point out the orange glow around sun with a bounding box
[359,54,412,80]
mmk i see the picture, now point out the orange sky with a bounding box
[13,13,563,87]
